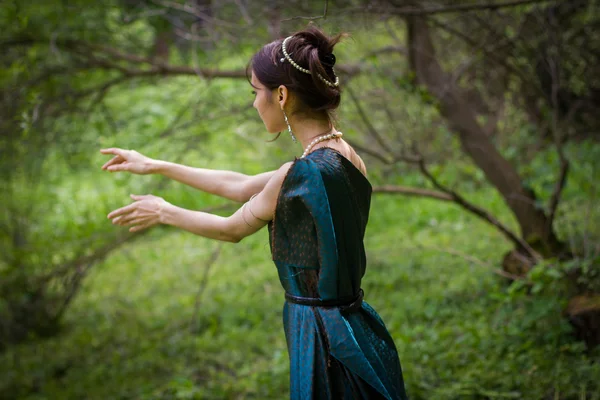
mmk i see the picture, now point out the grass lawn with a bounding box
[2,186,599,399]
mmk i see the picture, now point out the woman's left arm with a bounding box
[107,161,294,242]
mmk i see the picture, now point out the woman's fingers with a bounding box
[100,149,129,172]
[100,148,128,157]
[107,203,137,219]
[107,163,129,172]
[115,212,150,226]
[131,194,151,200]
[102,155,124,170]
[108,195,163,231]
[113,214,154,233]
[112,210,141,225]
[129,221,154,232]
[113,211,155,231]
[107,195,152,219]
[100,149,153,175]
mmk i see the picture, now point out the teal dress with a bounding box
[268,147,409,400]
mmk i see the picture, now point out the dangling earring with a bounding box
[282,108,297,143]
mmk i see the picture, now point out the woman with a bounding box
[100,26,409,400]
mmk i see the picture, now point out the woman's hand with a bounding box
[100,148,156,175]
[108,194,170,233]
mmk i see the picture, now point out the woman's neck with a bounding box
[290,117,337,152]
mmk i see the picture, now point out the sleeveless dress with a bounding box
[267,147,409,400]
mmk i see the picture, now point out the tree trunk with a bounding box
[405,15,598,349]
[406,16,563,258]
[267,0,281,40]
[151,30,172,62]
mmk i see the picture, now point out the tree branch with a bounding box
[8,36,363,84]
[149,0,236,28]
[282,0,329,21]
[365,45,407,58]
[343,56,539,259]
[373,184,453,201]
[367,0,558,16]
[346,86,395,158]
[414,243,532,282]
[345,139,394,165]
[191,243,223,333]
[545,14,572,236]
[427,16,546,99]
[416,154,541,261]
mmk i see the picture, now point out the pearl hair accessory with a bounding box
[280,36,340,88]
[301,131,343,158]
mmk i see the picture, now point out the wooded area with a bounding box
[1,0,599,398]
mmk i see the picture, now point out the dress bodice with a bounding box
[267,146,373,300]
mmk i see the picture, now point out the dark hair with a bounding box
[247,25,347,122]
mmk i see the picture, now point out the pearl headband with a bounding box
[279,36,340,88]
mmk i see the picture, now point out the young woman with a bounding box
[100,26,409,400]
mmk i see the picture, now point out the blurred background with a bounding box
[1,0,599,398]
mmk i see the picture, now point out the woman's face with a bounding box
[251,71,285,134]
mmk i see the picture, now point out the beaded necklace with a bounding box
[300,131,343,158]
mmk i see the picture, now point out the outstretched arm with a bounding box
[152,160,276,203]
[100,147,276,202]
[107,161,293,242]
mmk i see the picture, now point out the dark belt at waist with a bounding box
[285,288,364,313]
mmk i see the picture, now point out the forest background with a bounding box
[1,0,599,399]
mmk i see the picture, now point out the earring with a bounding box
[282,109,297,143]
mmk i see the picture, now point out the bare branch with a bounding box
[365,45,407,58]
[346,86,395,158]
[8,36,364,84]
[282,0,329,21]
[414,243,532,282]
[234,0,253,24]
[71,40,156,66]
[345,77,539,260]
[545,13,572,236]
[344,139,394,165]
[546,152,569,232]
[427,17,546,99]
[364,0,558,17]
[373,184,453,201]
[344,77,529,246]
[191,243,223,333]
[416,154,541,262]
[149,0,236,28]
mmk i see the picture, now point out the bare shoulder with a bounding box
[342,141,368,178]
[244,161,295,222]
[275,161,294,181]
[269,161,295,187]
[352,151,368,178]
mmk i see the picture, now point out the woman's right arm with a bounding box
[152,160,276,203]
[100,148,275,203]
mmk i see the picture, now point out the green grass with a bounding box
[3,185,599,399]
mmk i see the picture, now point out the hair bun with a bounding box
[249,25,346,120]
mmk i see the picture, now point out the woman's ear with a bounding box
[278,85,288,109]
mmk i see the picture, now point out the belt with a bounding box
[285,288,364,313]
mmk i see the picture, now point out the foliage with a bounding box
[1,0,599,398]
[1,164,599,398]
